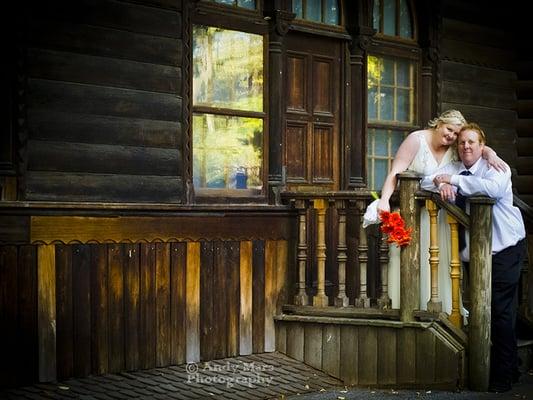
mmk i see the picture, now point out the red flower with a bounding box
[378,211,412,248]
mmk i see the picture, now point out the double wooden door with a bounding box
[283,32,342,190]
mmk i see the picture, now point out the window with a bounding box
[205,0,256,10]
[292,0,339,25]
[192,26,264,195]
[366,0,418,190]
[373,0,413,39]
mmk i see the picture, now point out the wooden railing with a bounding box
[283,172,495,391]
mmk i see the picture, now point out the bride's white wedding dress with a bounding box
[388,132,463,318]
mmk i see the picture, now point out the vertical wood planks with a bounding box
[124,243,140,371]
[377,328,397,385]
[358,326,378,385]
[17,246,38,385]
[140,243,156,369]
[107,244,124,373]
[322,325,340,378]
[170,242,187,365]
[239,241,253,355]
[91,244,109,375]
[416,329,436,384]
[252,240,265,354]
[304,323,322,370]
[200,242,214,361]
[155,243,170,367]
[340,325,358,385]
[397,327,416,385]
[55,245,73,379]
[226,241,240,357]
[286,323,304,362]
[73,245,92,377]
[37,244,56,382]
[264,240,277,352]
[186,242,200,363]
[0,246,18,386]
[213,241,228,359]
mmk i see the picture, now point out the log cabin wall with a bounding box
[0,208,294,387]
[16,0,185,202]
[438,1,518,173]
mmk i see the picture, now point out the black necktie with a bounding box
[456,170,472,251]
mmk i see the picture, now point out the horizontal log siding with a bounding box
[24,0,184,202]
[439,12,518,172]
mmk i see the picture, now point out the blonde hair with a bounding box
[427,109,467,129]
[460,122,486,144]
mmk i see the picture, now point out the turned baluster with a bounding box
[377,233,391,308]
[446,214,462,327]
[313,198,329,307]
[355,199,370,308]
[335,199,349,307]
[294,199,309,306]
[426,200,442,312]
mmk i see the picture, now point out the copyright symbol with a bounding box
[186,363,198,374]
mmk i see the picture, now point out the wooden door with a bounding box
[283,32,341,190]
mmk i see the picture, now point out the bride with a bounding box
[376,110,505,315]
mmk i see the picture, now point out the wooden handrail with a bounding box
[514,194,533,223]
[417,190,470,228]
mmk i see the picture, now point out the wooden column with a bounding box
[313,199,329,307]
[468,197,494,392]
[398,172,421,322]
[37,244,56,382]
[294,199,309,305]
[426,200,442,312]
[335,200,349,307]
[355,199,370,308]
[377,234,391,308]
[446,215,462,328]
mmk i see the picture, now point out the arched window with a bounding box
[292,0,340,26]
[366,0,418,190]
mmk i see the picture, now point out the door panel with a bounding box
[284,32,341,190]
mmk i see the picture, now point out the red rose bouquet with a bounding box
[379,211,412,248]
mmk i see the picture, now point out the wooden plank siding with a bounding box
[439,12,519,174]
[0,236,291,386]
[277,319,464,389]
[23,0,184,203]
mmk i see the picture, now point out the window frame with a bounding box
[366,0,421,191]
[190,10,269,202]
[290,0,348,36]
[372,0,418,44]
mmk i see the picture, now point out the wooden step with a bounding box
[517,80,533,99]
[517,119,533,137]
[515,175,533,195]
[517,137,533,156]
[518,100,533,119]
[517,157,533,175]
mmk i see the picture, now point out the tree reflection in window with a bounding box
[293,0,339,25]
[373,0,413,39]
[192,26,264,192]
[205,0,256,10]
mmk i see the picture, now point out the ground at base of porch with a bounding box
[0,352,341,400]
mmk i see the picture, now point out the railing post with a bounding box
[313,198,329,307]
[398,172,421,322]
[426,199,442,312]
[335,199,349,307]
[469,197,494,392]
[355,199,371,308]
[446,214,462,328]
[294,199,309,306]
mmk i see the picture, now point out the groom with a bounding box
[420,123,526,393]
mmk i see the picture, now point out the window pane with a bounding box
[383,0,396,36]
[374,159,388,190]
[374,130,388,156]
[324,0,339,25]
[381,58,394,85]
[215,0,234,5]
[396,61,410,87]
[237,0,255,9]
[193,114,263,190]
[293,0,303,18]
[399,0,412,38]
[379,87,394,120]
[373,0,381,31]
[193,26,263,112]
[396,89,410,122]
[391,130,404,154]
[306,0,322,22]
[368,85,378,120]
